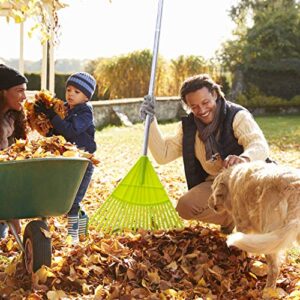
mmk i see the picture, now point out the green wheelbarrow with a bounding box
[0,157,89,273]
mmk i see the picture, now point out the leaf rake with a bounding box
[90,0,183,233]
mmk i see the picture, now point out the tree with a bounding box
[219,0,300,71]
[0,0,67,44]
[94,50,168,99]
[219,0,300,99]
[169,55,207,95]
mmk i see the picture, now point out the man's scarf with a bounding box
[194,98,226,161]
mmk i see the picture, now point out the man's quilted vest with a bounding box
[182,101,245,190]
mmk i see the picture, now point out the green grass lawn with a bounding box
[254,114,300,167]
[255,114,300,148]
[96,114,300,169]
[98,114,300,149]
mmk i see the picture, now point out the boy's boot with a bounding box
[78,211,89,236]
[0,223,8,239]
[67,215,79,243]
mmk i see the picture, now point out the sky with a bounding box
[0,0,238,61]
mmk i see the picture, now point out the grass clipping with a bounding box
[24,90,67,136]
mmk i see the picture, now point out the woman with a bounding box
[140,74,269,233]
[0,64,28,238]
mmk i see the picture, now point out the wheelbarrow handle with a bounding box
[6,220,25,253]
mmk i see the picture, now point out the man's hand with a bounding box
[223,155,250,168]
[34,100,56,120]
[139,95,155,122]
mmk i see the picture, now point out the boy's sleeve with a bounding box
[51,106,94,139]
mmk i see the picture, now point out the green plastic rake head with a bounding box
[90,0,183,233]
[90,156,183,232]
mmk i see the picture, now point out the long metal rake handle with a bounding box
[142,0,164,156]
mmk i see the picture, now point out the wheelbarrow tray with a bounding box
[0,157,89,220]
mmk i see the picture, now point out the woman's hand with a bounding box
[223,155,250,168]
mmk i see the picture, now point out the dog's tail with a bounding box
[227,221,300,254]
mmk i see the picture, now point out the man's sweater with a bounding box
[148,110,269,177]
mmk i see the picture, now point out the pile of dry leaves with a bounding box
[0,136,99,165]
[24,90,67,136]
[0,223,300,299]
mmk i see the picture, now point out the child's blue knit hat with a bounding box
[66,72,96,100]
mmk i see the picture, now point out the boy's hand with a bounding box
[34,100,56,120]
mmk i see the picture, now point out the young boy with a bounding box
[35,72,97,242]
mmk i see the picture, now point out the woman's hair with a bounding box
[11,110,27,140]
[0,90,27,142]
[180,74,225,103]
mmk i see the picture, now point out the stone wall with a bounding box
[92,97,185,128]
[247,105,300,116]
[91,97,300,129]
[25,91,300,128]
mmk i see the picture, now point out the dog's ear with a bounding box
[208,173,229,213]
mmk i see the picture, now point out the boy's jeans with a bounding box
[68,162,94,216]
[0,223,8,239]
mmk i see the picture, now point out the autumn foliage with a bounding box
[0,121,299,299]
[24,90,67,136]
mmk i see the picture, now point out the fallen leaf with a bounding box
[250,260,268,277]
[47,290,67,300]
[40,227,52,239]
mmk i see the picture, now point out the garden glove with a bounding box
[34,100,56,120]
[140,94,155,122]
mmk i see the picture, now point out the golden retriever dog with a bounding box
[208,161,300,289]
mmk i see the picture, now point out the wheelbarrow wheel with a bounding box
[23,220,51,273]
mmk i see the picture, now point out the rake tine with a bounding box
[91,155,183,233]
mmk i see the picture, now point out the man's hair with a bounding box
[180,74,224,103]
